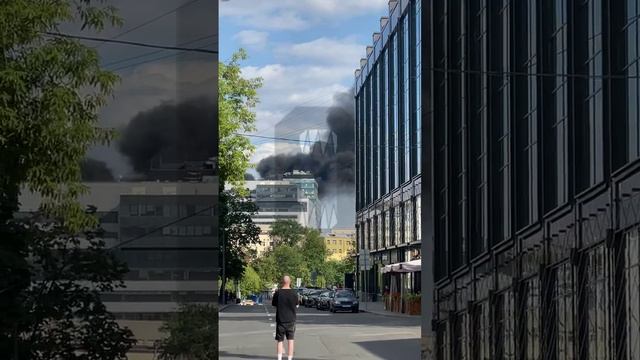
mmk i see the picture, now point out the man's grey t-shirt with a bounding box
[272,289,298,323]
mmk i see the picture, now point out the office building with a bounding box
[354,0,423,300]
[417,0,640,358]
[239,179,320,257]
[324,229,357,261]
[19,180,218,321]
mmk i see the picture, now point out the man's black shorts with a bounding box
[275,322,295,341]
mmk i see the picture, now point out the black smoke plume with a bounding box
[118,98,217,173]
[257,91,355,196]
[81,158,114,182]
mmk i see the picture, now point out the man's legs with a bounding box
[277,341,284,359]
[287,339,294,359]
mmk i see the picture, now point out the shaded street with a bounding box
[219,304,420,359]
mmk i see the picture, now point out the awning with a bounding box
[380,259,421,273]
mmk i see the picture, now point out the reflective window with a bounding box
[415,0,422,174]
[522,278,541,359]
[575,0,605,191]
[494,290,516,359]
[379,52,387,197]
[472,301,491,359]
[404,199,413,243]
[392,33,400,188]
[543,0,569,211]
[384,210,391,248]
[624,229,640,359]
[513,0,539,229]
[415,195,422,242]
[453,312,470,360]
[403,14,411,181]
[490,0,512,244]
[581,245,611,358]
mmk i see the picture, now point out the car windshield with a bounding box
[336,290,355,298]
[321,291,330,297]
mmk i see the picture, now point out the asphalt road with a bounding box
[219,303,420,360]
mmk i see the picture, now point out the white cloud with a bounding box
[220,0,387,30]
[234,30,269,50]
[276,37,364,66]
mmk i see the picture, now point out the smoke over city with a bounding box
[256,91,355,197]
[80,158,115,181]
[118,98,217,173]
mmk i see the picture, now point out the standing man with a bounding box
[272,275,299,360]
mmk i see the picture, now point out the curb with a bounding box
[359,309,419,319]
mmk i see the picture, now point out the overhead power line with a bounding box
[44,32,218,54]
[105,0,204,43]
[103,33,217,68]
[110,40,216,72]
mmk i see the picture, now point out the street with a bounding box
[219,304,420,359]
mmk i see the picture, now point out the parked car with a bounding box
[240,298,255,306]
[316,291,333,311]
[304,290,323,308]
[329,289,359,313]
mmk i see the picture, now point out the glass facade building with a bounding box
[422,0,640,358]
[355,0,423,297]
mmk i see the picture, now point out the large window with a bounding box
[575,0,605,191]
[543,0,569,211]
[549,262,576,360]
[404,199,413,243]
[372,63,379,202]
[468,0,488,257]
[415,0,422,174]
[622,229,640,359]
[395,204,403,245]
[494,291,516,359]
[580,245,612,358]
[415,195,422,243]
[513,0,539,229]
[472,301,491,359]
[453,312,470,360]
[490,0,512,244]
[433,0,448,279]
[403,13,411,182]
[520,278,541,359]
[392,33,400,189]
[449,0,465,270]
[379,51,388,196]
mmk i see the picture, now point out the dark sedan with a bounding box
[316,291,333,311]
[304,290,323,308]
[329,289,359,313]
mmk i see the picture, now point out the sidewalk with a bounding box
[359,301,419,318]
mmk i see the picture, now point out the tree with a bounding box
[239,266,262,296]
[0,0,121,229]
[218,49,263,189]
[159,304,217,360]
[300,228,327,282]
[2,217,135,359]
[269,219,305,247]
[0,1,135,358]
[219,189,260,300]
[258,245,309,285]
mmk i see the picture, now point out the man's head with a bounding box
[281,275,291,288]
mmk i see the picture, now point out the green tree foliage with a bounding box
[239,266,262,296]
[218,49,262,189]
[0,1,137,358]
[159,304,218,360]
[258,245,309,285]
[269,219,305,247]
[1,217,135,358]
[300,228,327,278]
[219,189,260,282]
[0,0,121,230]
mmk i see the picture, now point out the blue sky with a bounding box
[219,0,388,165]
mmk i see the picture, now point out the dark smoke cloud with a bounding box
[81,158,114,182]
[118,97,217,173]
[245,173,255,180]
[257,91,355,197]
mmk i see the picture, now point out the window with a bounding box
[415,196,422,243]
[574,0,605,191]
[404,200,413,243]
[624,229,640,358]
[129,204,138,216]
[403,13,411,181]
[490,0,512,244]
[392,33,400,188]
[414,0,422,174]
[580,245,611,358]
[521,278,541,359]
[513,0,539,229]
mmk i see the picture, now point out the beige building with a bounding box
[324,229,356,261]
